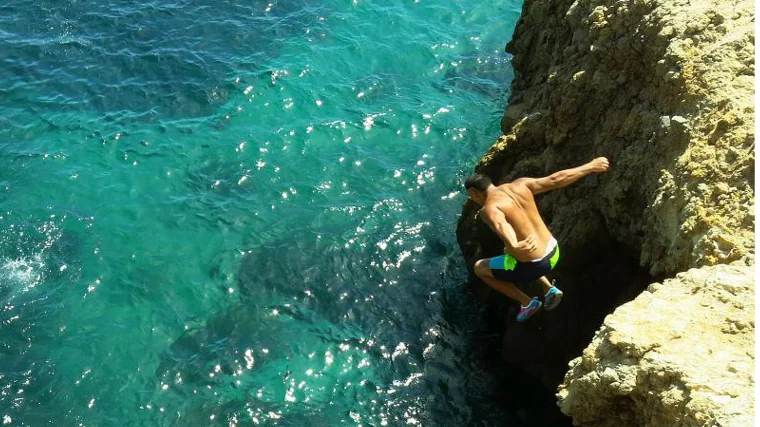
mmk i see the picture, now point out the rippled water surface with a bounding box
[0,0,522,424]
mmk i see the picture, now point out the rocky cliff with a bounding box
[456,0,754,424]
[557,264,754,427]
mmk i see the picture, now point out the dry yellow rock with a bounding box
[558,264,754,427]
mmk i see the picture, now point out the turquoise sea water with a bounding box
[1,0,523,424]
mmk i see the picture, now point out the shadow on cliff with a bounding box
[459,203,660,391]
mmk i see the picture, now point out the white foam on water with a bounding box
[1,253,45,294]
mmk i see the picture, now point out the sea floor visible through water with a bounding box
[0,0,568,425]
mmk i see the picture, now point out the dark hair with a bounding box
[464,173,492,191]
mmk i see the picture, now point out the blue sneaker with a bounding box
[517,298,542,322]
[544,285,564,311]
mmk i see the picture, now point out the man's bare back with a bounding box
[482,182,553,262]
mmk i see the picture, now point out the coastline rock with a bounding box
[557,264,755,427]
[461,0,754,277]
[456,0,755,423]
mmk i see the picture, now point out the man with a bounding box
[465,157,610,322]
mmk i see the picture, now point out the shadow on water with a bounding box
[154,220,558,426]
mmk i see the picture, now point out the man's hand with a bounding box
[588,157,610,173]
[507,234,537,256]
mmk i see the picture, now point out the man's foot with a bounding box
[544,285,564,311]
[517,298,542,322]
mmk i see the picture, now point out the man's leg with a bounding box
[537,276,553,293]
[474,259,531,306]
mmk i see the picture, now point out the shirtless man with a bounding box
[465,157,610,322]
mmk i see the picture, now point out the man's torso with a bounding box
[484,182,553,261]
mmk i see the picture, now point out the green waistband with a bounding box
[550,244,560,269]
[502,243,560,271]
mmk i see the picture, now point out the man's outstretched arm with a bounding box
[517,157,610,195]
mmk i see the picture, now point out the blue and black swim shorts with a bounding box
[488,238,560,283]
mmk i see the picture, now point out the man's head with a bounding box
[464,173,493,206]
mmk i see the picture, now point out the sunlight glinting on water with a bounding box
[0,0,523,424]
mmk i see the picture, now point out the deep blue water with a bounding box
[0,0,522,424]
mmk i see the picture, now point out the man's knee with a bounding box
[474,259,490,278]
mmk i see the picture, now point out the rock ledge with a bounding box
[557,264,754,427]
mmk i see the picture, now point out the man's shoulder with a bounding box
[483,196,513,213]
[503,180,536,198]
[480,200,505,216]
[481,201,499,212]
[490,184,523,200]
[505,179,532,189]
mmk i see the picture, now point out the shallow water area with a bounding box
[0,0,524,424]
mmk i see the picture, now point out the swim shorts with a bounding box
[488,238,560,283]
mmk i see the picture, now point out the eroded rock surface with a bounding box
[460,0,754,277]
[558,264,755,427]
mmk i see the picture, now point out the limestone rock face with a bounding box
[455,0,755,423]
[460,0,754,277]
[557,264,755,427]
